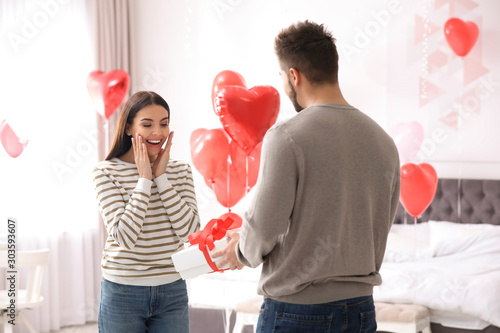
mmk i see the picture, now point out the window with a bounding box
[0,0,98,234]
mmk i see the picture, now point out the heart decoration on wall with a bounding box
[444,18,479,57]
[400,163,438,218]
[212,70,280,155]
[190,128,262,208]
[87,70,130,119]
[0,120,28,158]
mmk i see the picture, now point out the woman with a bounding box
[93,91,200,332]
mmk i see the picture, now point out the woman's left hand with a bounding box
[153,131,174,178]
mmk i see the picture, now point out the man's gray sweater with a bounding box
[237,103,400,304]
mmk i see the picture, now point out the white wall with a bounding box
[129,0,392,221]
[127,0,500,310]
[387,1,500,179]
[0,0,98,233]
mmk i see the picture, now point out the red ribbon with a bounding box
[188,216,234,272]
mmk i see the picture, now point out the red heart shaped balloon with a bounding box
[87,70,130,119]
[211,70,246,112]
[400,163,438,218]
[210,171,247,208]
[218,212,243,230]
[444,18,479,57]
[230,140,262,190]
[190,128,231,184]
[209,141,262,207]
[0,120,28,158]
[190,127,262,208]
[215,85,280,155]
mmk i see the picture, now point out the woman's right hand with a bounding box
[132,134,152,180]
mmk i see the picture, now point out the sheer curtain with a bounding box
[0,0,101,332]
[85,0,132,261]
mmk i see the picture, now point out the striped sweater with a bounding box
[93,157,200,286]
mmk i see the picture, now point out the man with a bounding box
[212,20,400,333]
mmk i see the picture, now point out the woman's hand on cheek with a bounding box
[133,134,152,180]
[153,131,174,178]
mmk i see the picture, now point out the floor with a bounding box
[49,310,252,333]
[52,323,98,333]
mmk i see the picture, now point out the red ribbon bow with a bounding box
[188,216,235,272]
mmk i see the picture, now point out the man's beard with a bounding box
[288,79,304,112]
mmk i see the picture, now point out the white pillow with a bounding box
[428,221,495,247]
[389,222,431,244]
[385,232,429,252]
[383,229,432,262]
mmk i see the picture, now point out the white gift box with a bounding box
[172,238,229,279]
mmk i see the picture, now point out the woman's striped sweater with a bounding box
[93,157,200,286]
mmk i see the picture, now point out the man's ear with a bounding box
[289,68,300,87]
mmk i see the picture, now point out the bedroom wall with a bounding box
[127,0,500,315]
[129,0,393,220]
[129,0,500,221]
[387,0,500,179]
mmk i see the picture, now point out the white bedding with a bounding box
[374,221,500,329]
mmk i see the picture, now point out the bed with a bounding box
[188,178,500,333]
[374,178,500,333]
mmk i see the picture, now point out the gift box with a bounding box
[172,215,240,279]
[172,238,229,279]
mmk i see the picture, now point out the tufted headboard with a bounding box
[394,178,500,225]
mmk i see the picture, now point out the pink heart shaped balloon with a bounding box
[0,120,28,158]
[87,70,130,119]
[390,121,424,164]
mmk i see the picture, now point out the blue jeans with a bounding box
[256,295,376,333]
[98,279,189,333]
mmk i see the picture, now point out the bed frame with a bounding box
[393,178,500,333]
[189,179,500,333]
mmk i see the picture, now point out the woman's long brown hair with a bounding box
[105,91,170,160]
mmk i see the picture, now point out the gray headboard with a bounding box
[394,179,500,225]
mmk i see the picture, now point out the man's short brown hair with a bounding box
[274,20,339,85]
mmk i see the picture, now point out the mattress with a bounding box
[374,221,500,330]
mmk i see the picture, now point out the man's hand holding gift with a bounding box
[211,230,245,271]
[171,215,245,279]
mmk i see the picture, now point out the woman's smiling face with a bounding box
[126,104,170,162]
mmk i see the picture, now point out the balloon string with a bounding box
[227,149,231,212]
[104,120,109,156]
[458,81,463,182]
[245,154,249,194]
[412,215,418,303]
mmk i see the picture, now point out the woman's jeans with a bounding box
[256,295,376,333]
[99,279,189,333]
